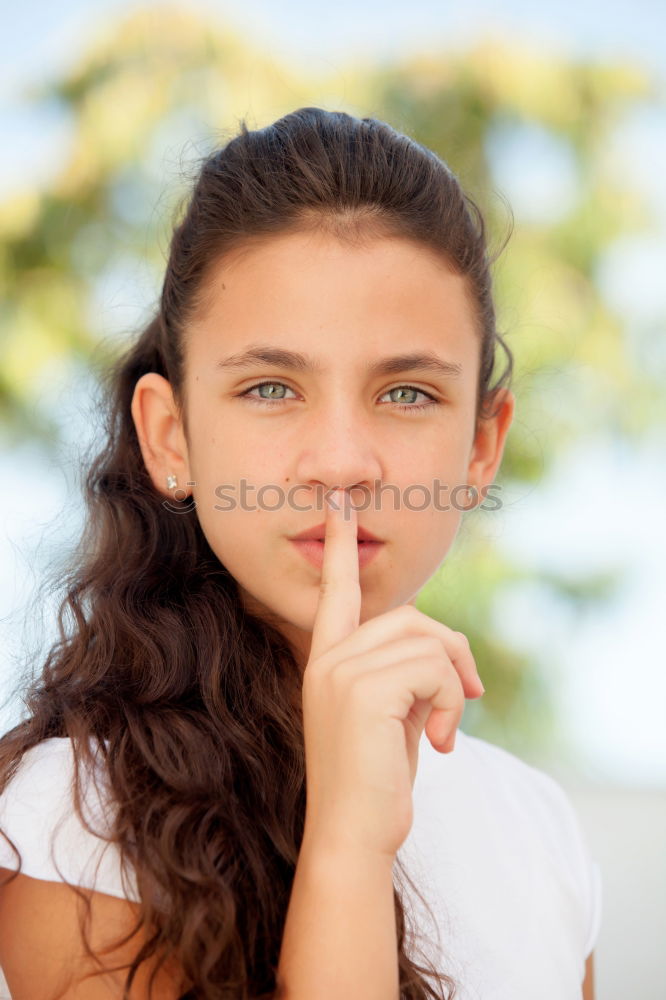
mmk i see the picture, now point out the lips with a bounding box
[289,522,383,543]
[289,536,384,569]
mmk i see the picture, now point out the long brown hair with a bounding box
[0,107,513,998]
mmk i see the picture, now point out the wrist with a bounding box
[298,825,397,875]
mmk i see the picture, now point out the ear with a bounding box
[130,373,192,497]
[465,388,515,502]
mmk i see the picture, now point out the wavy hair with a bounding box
[0,107,513,998]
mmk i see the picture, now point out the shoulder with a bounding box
[0,737,139,902]
[0,870,189,999]
[0,742,191,996]
[455,730,593,860]
[413,728,603,958]
[0,735,104,804]
[455,728,579,814]
[433,729,593,868]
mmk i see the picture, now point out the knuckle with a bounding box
[404,634,440,657]
[394,604,429,634]
[421,635,445,658]
[446,667,466,702]
[453,630,471,647]
[399,603,423,622]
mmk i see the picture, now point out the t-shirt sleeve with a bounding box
[525,763,603,959]
[0,738,140,902]
[557,781,602,958]
[584,858,603,957]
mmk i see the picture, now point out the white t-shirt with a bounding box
[0,730,602,999]
[401,730,602,999]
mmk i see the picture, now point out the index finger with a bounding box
[308,488,361,664]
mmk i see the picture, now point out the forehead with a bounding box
[186,230,480,364]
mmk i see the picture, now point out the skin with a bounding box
[131,229,515,669]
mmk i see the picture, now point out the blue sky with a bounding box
[1,0,665,785]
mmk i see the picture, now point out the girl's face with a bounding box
[133,230,514,667]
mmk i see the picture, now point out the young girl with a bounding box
[0,107,600,999]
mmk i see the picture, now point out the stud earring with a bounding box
[166,474,178,490]
[466,485,478,507]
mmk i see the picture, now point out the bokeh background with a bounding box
[1,1,665,995]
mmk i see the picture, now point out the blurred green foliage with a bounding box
[1,6,662,758]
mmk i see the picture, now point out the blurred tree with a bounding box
[1,6,662,759]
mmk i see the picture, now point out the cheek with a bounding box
[379,464,464,579]
[189,425,286,499]
[193,499,293,623]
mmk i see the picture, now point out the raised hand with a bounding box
[300,488,485,860]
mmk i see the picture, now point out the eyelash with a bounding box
[238,381,439,413]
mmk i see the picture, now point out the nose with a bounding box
[293,402,384,501]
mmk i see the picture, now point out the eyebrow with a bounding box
[215,344,463,379]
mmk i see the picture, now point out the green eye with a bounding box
[239,381,438,413]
